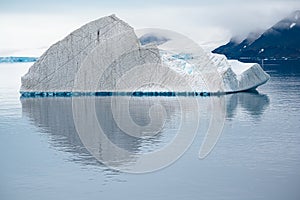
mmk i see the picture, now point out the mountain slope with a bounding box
[213,10,300,60]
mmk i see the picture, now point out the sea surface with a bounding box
[0,62,300,200]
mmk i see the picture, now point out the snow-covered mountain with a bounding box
[213,10,300,60]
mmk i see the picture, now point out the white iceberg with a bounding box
[20,15,269,97]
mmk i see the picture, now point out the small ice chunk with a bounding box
[290,22,296,28]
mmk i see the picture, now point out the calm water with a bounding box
[0,62,300,200]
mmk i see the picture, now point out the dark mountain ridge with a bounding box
[213,10,300,61]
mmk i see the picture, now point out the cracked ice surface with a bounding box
[21,15,139,92]
[143,29,270,93]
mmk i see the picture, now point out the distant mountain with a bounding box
[0,57,37,63]
[213,10,300,61]
[139,33,170,45]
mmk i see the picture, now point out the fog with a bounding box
[0,0,299,55]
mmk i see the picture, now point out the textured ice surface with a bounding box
[151,29,270,93]
[20,15,269,96]
[21,15,141,93]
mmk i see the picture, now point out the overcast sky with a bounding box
[1,0,299,56]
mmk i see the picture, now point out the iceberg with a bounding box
[20,15,269,97]
[0,57,37,63]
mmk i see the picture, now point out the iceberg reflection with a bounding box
[226,91,270,120]
[21,92,268,171]
[21,97,197,171]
